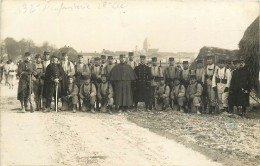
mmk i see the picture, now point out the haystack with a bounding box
[190,46,238,69]
[54,46,78,61]
[238,16,259,94]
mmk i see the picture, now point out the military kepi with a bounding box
[152,57,157,62]
[169,57,174,61]
[140,55,146,59]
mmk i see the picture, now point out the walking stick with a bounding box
[29,73,34,112]
[55,82,59,112]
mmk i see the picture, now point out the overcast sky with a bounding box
[1,0,259,53]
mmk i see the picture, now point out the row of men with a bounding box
[16,51,250,116]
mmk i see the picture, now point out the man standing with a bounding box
[109,54,136,112]
[150,57,164,109]
[205,56,217,114]
[33,54,44,111]
[61,52,75,77]
[103,56,115,78]
[212,59,231,114]
[128,52,136,69]
[17,52,37,113]
[7,59,17,89]
[75,54,90,110]
[164,57,177,87]
[43,55,67,112]
[181,61,190,88]
[42,51,51,108]
[134,55,152,111]
[100,54,107,69]
[229,59,250,117]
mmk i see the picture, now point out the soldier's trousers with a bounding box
[81,96,96,111]
[188,96,201,107]
[157,97,169,107]
[173,97,186,107]
[217,92,228,110]
[63,96,78,109]
[33,80,43,106]
[207,82,216,106]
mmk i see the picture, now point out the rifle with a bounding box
[29,73,34,112]
[55,82,59,112]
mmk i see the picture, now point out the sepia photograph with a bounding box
[0,0,259,165]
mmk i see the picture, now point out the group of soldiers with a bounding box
[16,51,251,116]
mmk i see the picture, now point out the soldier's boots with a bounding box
[21,107,26,113]
[35,102,40,111]
[180,106,185,113]
[108,106,113,114]
[90,106,95,113]
[196,107,201,115]
[72,104,77,113]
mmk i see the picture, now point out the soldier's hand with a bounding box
[224,87,229,92]
[213,86,217,92]
[54,78,59,83]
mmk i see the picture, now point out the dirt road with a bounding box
[1,84,222,166]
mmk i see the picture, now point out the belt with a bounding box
[216,78,227,84]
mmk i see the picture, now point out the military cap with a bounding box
[183,61,189,64]
[81,75,90,80]
[232,59,240,64]
[226,59,232,64]
[140,55,146,59]
[94,57,100,61]
[24,52,31,57]
[44,51,50,55]
[51,55,59,59]
[207,55,214,59]
[152,57,157,62]
[169,57,174,61]
[101,74,107,78]
[196,59,203,64]
[108,56,113,59]
[35,54,41,59]
[62,52,68,56]
[67,75,74,79]
[190,75,197,79]
[101,55,106,59]
[120,54,126,58]
[128,52,134,57]
[218,59,225,63]
[78,54,83,58]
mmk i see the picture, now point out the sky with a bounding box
[1,0,259,53]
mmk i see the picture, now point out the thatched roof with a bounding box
[238,16,259,94]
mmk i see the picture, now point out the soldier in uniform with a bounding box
[61,52,75,77]
[103,56,115,78]
[128,52,136,69]
[17,52,37,113]
[212,59,231,113]
[181,61,190,87]
[134,55,152,111]
[90,57,103,110]
[100,54,107,69]
[154,77,170,111]
[62,76,79,113]
[204,56,217,114]
[164,57,177,87]
[79,75,96,113]
[186,75,203,114]
[43,55,67,112]
[33,54,44,111]
[7,59,17,89]
[97,74,114,113]
[170,78,186,112]
[42,51,51,108]
[150,57,164,109]
[229,59,251,117]
[75,54,90,110]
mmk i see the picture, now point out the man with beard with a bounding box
[43,55,67,112]
[109,54,136,112]
[17,52,37,113]
[134,55,152,111]
[128,52,136,69]
[229,58,251,117]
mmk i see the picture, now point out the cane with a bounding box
[55,82,59,112]
[29,73,34,112]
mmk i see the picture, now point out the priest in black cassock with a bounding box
[229,59,251,116]
[109,54,136,111]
